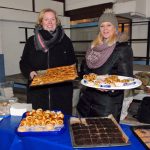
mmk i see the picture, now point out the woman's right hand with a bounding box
[97,88,109,92]
[97,88,115,93]
[30,71,37,79]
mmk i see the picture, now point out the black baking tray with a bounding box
[69,115,131,148]
[131,125,150,150]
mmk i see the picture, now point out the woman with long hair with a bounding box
[77,9,133,122]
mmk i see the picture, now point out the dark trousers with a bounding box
[77,88,124,123]
[27,82,73,115]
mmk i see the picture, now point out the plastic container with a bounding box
[0,81,14,98]
[16,111,65,137]
[0,97,18,118]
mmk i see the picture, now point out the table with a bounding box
[0,116,147,150]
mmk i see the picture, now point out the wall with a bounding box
[0,0,70,76]
[0,8,37,23]
[0,0,32,11]
[71,26,98,52]
[146,0,150,18]
[132,19,148,57]
[35,0,64,15]
[0,21,35,75]
[65,0,115,11]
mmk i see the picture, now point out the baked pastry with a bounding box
[18,108,64,132]
[46,124,54,131]
[31,64,78,86]
[18,126,27,132]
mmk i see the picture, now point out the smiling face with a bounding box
[41,11,57,32]
[100,22,116,40]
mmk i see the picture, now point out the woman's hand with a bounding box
[30,71,37,79]
[97,88,109,92]
[97,88,114,93]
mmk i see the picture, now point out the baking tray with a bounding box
[30,64,78,87]
[131,125,150,149]
[69,115,131,148]
[16,112,65,137]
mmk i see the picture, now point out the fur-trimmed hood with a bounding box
[117,32,129,43]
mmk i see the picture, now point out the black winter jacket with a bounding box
[20,34,76,78]
[77,41,133,122]
[20,31,76,114]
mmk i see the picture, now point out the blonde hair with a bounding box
[37,8,61,26]
[91,28,118,47]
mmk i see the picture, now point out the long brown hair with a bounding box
[37,8,61,26]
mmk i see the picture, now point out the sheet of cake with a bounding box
[69,115,130,148]
[131,125,150,149]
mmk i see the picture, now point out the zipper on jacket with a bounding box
[48,49,51,110]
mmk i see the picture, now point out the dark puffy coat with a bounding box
[77,41,133,122]
[20,30,76,115]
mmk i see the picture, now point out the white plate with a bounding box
[81,75,142,90]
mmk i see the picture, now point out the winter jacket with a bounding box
[77,35,133,122]
[20,31,76,115]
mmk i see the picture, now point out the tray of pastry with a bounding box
[30,64,78,86]
[131,125,150,149]
[69,115,130,148]
[16,109,65,136]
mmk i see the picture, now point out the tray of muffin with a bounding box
[16,109,65,136]
[30,64,78,87]
[131,125,150,149]
[69,115,130,148]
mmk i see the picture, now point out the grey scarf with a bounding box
[34,25,64,52]
[86,43,116,69]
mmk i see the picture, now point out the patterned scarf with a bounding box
[86,43,116,69]
[34,25,64,52]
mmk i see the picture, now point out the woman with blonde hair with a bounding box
[20,8,76,115]
[77,9,133,122]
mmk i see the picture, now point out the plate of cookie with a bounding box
[81,73,142,90]
[16,109,65,136]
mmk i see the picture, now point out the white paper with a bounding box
[10,103,32,116]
